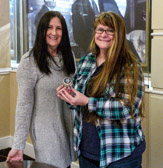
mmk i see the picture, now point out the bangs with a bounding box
[95,13,115,30]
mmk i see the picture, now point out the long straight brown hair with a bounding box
[86,12,143,124]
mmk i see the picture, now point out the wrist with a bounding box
[84,97,89,106]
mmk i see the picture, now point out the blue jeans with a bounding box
[108,155,142,168]
[79,155,142,168]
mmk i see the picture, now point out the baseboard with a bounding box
[0,136,12,149]
[0,136,35,159]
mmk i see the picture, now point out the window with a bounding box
[9,0,15,61]
[9,0,150,76]
[9,0,75,66]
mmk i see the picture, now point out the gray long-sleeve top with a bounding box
[12,52,75,167]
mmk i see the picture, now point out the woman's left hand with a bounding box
[57,86,88,106]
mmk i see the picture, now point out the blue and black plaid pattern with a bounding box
[70,53,145,168]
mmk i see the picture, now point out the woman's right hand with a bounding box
[6,149,23,162]
[57,86,88,106]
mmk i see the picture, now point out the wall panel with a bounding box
[0,74,10,137]
[0,0,10,68]
[151,37,163,89]
[149,94,163,168]
[151,0,163,29]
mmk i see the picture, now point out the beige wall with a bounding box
[149,94,163,168]
[151,0,163,29]
[148,0,163,167]
[0,73,32,143]
[0,72,31,142]
[0,0,10,27]
[151,0,163,88]
[142,93,149,168]
[0,74,10,137]
[0,0,10,68]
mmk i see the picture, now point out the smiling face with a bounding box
[95,24,115,53]
[46,17,62,55]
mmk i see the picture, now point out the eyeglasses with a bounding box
[95,28,114,35]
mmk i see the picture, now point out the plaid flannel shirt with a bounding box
[70,53,145,168]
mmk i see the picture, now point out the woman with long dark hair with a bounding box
[7,11,75,168]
